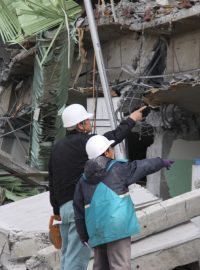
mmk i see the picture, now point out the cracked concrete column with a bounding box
[146,130,175,199]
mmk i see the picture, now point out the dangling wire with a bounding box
[72,28,87,88]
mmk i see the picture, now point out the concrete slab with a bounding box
[129,184,161,210]
[3,262,26,270]
[133,189,200,241]
[0,185,159,232]
[33,223,199,270]
[0,192,52,232]
[1,188,200,269]
[0,192,52,268]
[0,186,160,269]
[86,221,200,270]
[131,238,200,270]
[132,222,200,258]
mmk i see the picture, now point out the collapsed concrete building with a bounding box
[1,0,200,269]
[75,0,200,200]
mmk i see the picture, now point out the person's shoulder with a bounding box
[107,159,129,171]
[113,159,129,166]
[53,137,67,147]
[81,133,95,143]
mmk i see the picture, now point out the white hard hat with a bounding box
[62,104,93,128]
[86,135,115,159]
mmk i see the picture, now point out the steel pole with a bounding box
[83,0,126,158]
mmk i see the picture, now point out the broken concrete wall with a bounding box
[70,29,157,88]
[167,29,200,74]
[70,21,200,200]
[145,27,200,198]
[146,131,174,199]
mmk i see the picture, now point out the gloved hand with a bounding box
[163,160,174,170]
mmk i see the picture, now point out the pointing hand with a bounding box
[163,160,174,170]
[129,106,147,122]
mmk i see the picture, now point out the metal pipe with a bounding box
[83,0,126,159]
[0,123,31,139]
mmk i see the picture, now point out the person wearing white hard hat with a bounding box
[61,104,93,131]
[73,135,174,270]
[49,103,147,270]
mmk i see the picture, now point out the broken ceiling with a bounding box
[74,0,200,140]
[144,83,200,115]
[78,0,200,40]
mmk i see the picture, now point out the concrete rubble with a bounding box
[0,187,200,269]
[81,0,200,32]
[0,192,52,270]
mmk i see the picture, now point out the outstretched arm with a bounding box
[123,157,166,186]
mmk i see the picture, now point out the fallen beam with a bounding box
[0,151,43,185]
[130,221,200,269]
[133,188,200,241]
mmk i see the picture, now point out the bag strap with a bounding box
[83,159,128,180]
[106,159,128,172]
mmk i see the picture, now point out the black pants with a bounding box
[93,237,131,270]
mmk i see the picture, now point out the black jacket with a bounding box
[48,118,135,214]
[73,156,165,244]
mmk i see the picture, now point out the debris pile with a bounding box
[91,0,199,24]
[1,188,200,270]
